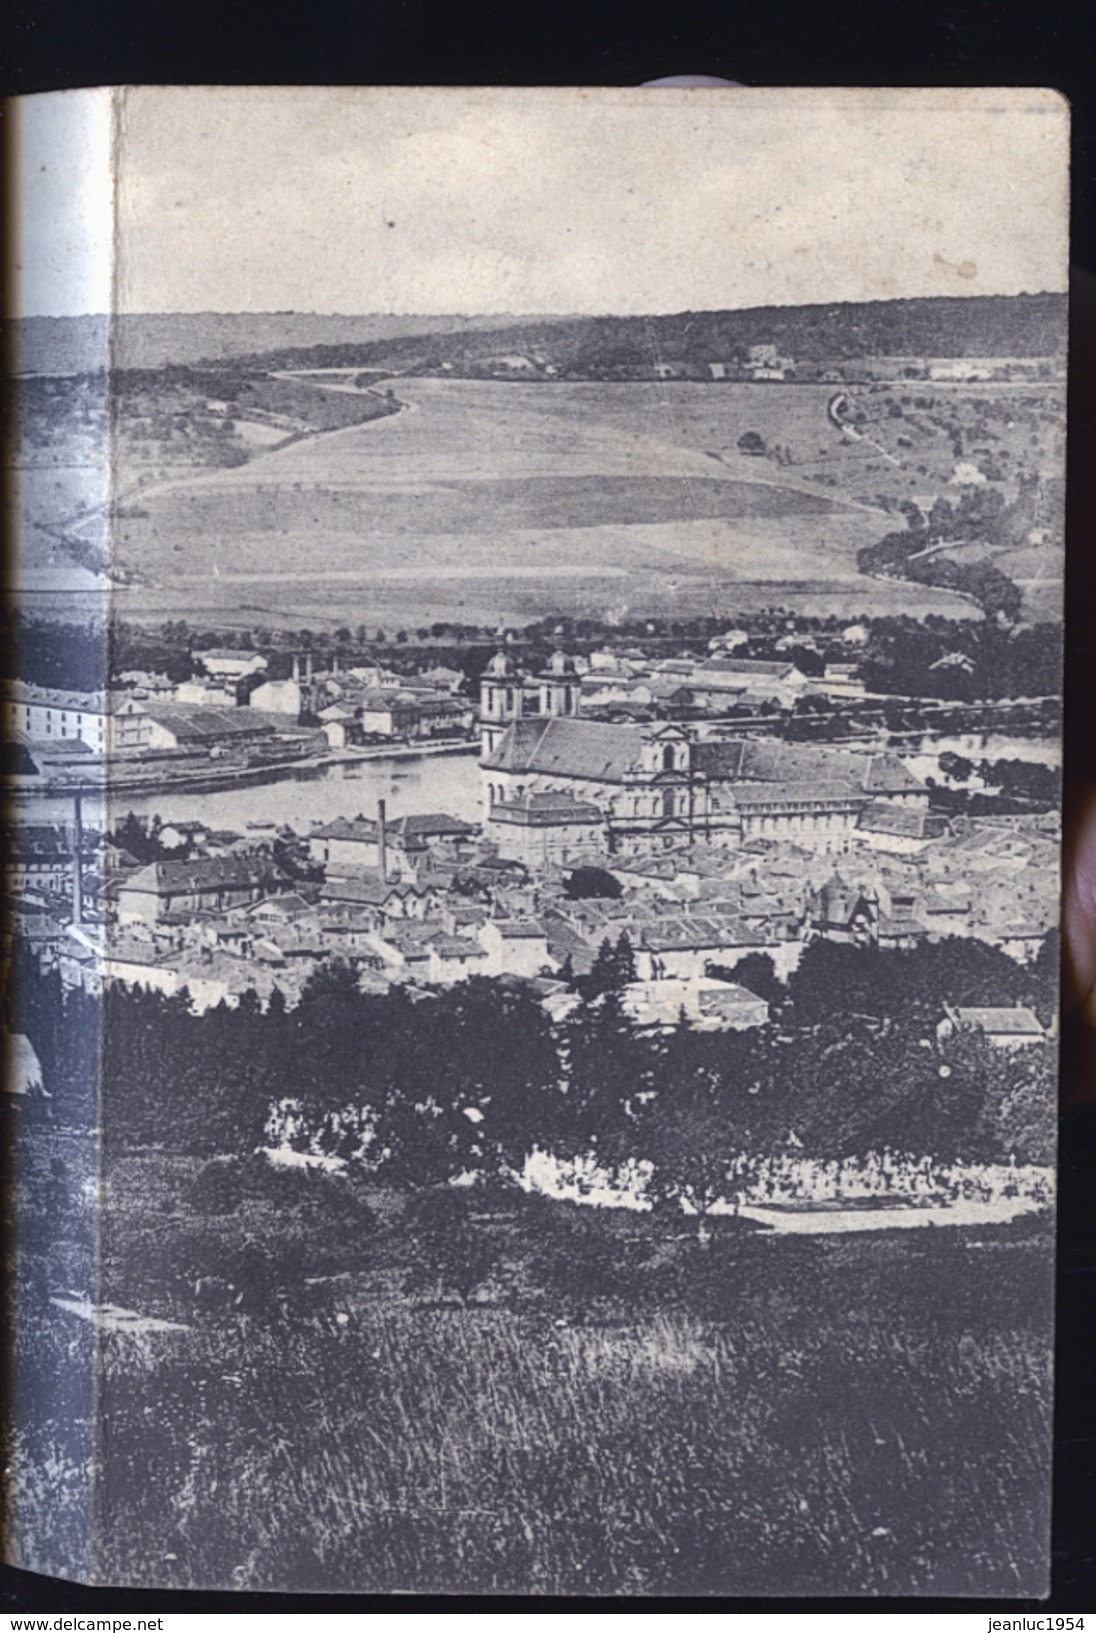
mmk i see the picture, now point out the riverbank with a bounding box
[6,737,478,804]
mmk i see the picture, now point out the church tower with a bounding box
[479,650,524,758]
[537,650,579,720]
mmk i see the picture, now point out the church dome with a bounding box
[541,650,576,678]
[485,650,516,679]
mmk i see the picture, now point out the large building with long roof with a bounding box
[482,715,927,856]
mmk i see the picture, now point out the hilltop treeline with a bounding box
[7,313,512,376]
[177,294,1066,377]
[11,295,1063,382]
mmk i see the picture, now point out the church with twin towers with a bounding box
[478,649,929,861]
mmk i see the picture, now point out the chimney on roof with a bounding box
[377,799,387,883]
[71,789,83,927]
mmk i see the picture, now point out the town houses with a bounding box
[3,634,1059,1036]
[4,754,1058,1042]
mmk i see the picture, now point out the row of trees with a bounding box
[856,483,1048,625]
[2,601,1063,713]
[5,932,1057,1193]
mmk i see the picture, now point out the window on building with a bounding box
[662,744,676,771]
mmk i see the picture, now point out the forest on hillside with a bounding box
[9,293,1066,381]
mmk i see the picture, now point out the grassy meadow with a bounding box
[5,1130,1054,1596]
[102,379,986,628]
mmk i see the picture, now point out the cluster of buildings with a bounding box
[536,638,867,728]
[2,636,1056,1056]
[1,651,476,785]
[1,620,873,793]
[4,733,1056,1053]
[477,651,911,862]
[172,648,474,744]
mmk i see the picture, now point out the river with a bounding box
[27,749,485,835]
[25,731,1056,837]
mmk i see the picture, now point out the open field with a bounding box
[6,1132,1054,1595]
[97,379,990,627]
[10,372,1065,628]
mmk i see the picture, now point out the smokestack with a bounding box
[292,653,300,682]
[377,798,387,883]
[72,789,83,928]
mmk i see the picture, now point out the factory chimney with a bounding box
[377,798,387,883]
[71,789,83,928]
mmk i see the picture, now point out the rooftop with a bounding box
[143,704,278,741]
[484,717,648,781]
[950,1005,1044,1035]
[489,790,604,827]
[121,855,281,897]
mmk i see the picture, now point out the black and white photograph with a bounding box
[0,86,1071,1595]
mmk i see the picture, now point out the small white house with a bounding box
[938,1004,1045,1049]
[477,918,553,978]
[248,678,302,716]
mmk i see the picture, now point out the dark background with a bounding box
[1,0,1094,1612]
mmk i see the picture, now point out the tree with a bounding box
[643,1082,737,1237]
[563,865,622,901]
[557,990,651,1160]
[709,951,784,1009]
[938,751,974,784]
[582,934,636,1001]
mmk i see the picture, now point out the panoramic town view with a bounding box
[0,288,1067,1594]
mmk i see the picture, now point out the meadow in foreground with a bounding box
[7,1139,1054,1597]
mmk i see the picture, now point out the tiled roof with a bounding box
[2,680,108,711]
[489,791,604,827]
[483,718,647,780]
[876,914,928,938]
[313,816,378,841]
[35,738,97,759]
[920,889,972,915]
[696,740,925,798]
[698,982,769,1009]
[122,855,280,896]
[144,704,276,740]
[856,802,927,838]
[952,1006,1043,1034]
[390,812,475,840]
[320,872,411,905]
[430,935,487,959]
[490,918,546,939]
[734,781,867,807]
[245,891,314,918]
[696,658,797,678]
[864,754,926,794]
[637,915,758,951]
